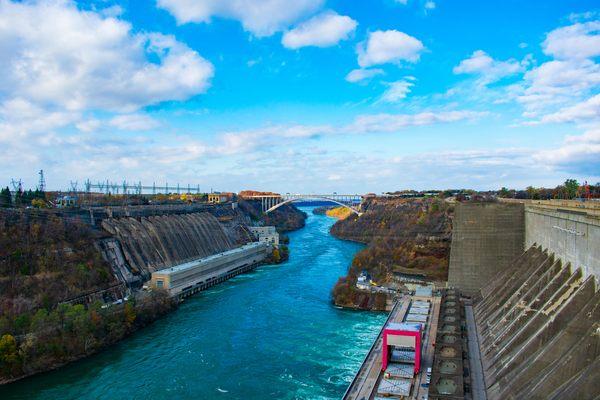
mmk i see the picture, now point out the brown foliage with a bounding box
[0,210,115,317]
[332,198,453,308]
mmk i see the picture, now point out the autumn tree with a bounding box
[0,334,21,375]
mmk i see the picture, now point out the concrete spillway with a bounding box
[101,212,235,281]
[473,245,599,400]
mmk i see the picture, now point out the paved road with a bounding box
[465,304,487,400]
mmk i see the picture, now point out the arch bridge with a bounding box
[246,194,364,215]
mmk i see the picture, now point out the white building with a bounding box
[357,271,371,290]
[249,226,279,246]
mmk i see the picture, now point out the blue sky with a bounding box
[0,0,599,193]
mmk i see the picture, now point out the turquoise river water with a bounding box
[1,207,386,400]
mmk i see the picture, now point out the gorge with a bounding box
[0,208,385,400]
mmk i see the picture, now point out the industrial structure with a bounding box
[345,199,599,399]
[248,226,280,246]
[207,192,235,204]
[150,241,269,298]
[344,293,438,399]
[83,179,204,195]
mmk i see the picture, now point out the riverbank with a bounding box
[330,197,453,310]
[0,291,176,385]
[0,207,386,400]
[0,203,304,385]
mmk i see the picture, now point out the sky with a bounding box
[0,0,599,193]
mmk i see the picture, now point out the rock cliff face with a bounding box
[331,197,453,310]
[101,213,235,281]
[332,197,452,281]
[238,199,306,232]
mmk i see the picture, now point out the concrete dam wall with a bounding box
[524,200,600,281]
[474,245,599,400]
[101,212,235,282]
[449,200,600,294]
[448,202,525,294]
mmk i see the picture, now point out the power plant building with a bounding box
[248,226,279,246]
[150,242,269,296]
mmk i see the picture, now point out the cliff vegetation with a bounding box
[313,205,353,220]
[0,210,176,384]
[238,199,306,232]
[331,197,453,309]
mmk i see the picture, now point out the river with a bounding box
[1,207,386,400]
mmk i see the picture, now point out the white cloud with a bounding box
[157,0,323,37]
[247,58,262,67]
[176,109,486,157]
[109,114,161,131]
[542,21,600,60]
[513,20,600,120]
[0,0,214,112]
[379,79,415,103]
[349,110,486,133]
[518,59,600,113]
[100,5,124,18]
[536,94,600,124]
[453,50,524,84]
[534,126,600,175]
[357,30,424,67]
[76,119,102,133]
[0,98,79,141]
[345,68,384,83]
[425,1,436,10]
[282,11,357,49]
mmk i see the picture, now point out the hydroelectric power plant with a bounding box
[343,199,599,400]
[0,191,598,399]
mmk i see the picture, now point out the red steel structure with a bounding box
[381,324,422,375]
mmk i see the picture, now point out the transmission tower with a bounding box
[10,179,23,193]
[38,170,46,192]
[10,179,23,202]
[70,181,78,193]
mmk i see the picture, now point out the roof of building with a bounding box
[406,313,428,323]
[377,377,412,397]
[386,322,421,332]
[153,242,266,276]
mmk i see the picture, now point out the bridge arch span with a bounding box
[264,195,361,215]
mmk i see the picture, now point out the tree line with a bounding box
[497,179,599,200]
[0,187,46,208]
